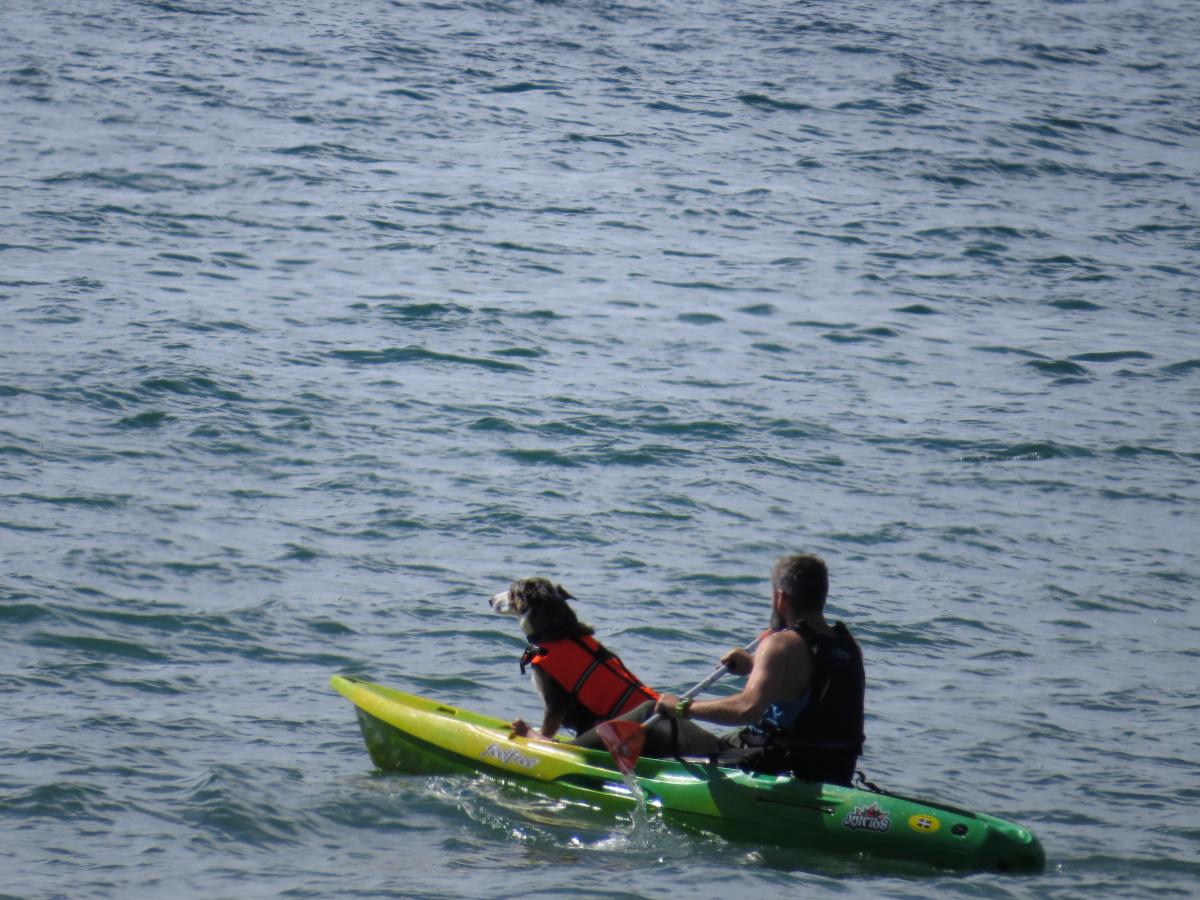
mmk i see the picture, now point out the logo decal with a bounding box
[908,813,941,833]
[842,802,891,832]
[481,744,538,769]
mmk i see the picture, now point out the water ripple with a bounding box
[3,0,1199,895]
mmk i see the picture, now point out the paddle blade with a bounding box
[596,719,645,776]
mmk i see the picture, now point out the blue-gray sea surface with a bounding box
[2,0,1198,896]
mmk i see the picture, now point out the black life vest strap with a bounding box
[567,636,608,694]
[854,770,886,794]
[519,643,543,675]
[609,682,641,719]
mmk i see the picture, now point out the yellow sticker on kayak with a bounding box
[908,813,941,833]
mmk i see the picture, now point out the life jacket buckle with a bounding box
[519,644,543,675]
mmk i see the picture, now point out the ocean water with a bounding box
[2,0,1198,895]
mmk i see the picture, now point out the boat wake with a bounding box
[423,772,695,860]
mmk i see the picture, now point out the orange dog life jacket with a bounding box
[521,635,658,720]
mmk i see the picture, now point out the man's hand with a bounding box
[721,647,754,677]
[655,693,681,717]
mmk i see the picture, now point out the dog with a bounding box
[489,577,657,740]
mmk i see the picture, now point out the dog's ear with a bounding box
[554,583,575,602]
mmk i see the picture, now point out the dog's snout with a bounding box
[489,590,512,612]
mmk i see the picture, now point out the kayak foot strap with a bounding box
[853,770,886,794]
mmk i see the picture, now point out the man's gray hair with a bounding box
[772,554,829,613]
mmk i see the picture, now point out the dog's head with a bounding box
[489,577,588,639]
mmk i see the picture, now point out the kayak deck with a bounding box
[331,675,1044,874]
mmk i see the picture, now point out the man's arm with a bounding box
[657,631,808,727]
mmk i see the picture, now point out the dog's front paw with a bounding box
[509,718,530,738]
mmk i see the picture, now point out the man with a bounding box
[575,554,866,785]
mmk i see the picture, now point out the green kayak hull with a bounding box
[331,675,1044,874]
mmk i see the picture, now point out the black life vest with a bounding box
[521,635,658,730]
[739,621,865,785]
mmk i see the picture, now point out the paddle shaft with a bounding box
[639,633,764,733]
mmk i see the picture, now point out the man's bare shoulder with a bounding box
[759,628,807,658]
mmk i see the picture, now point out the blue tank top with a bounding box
[750,693,810,735]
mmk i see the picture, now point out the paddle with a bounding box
[596,634,764,775]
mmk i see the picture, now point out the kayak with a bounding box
[331,675,1044,874]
